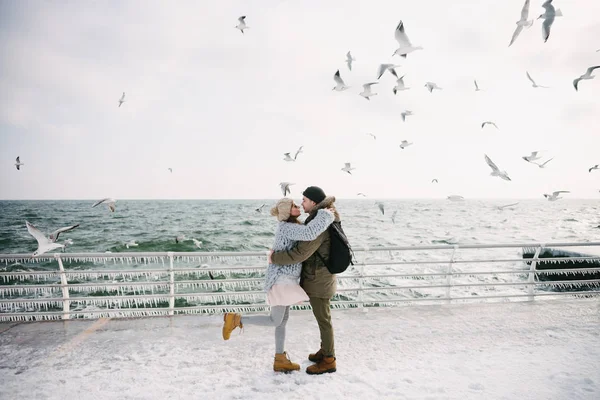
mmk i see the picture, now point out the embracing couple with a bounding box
[222,186,339,375]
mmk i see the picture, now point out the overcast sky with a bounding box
[1,0,599,200]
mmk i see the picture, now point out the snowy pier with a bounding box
[0,299,598,399]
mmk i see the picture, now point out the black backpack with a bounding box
[316,221,356,274]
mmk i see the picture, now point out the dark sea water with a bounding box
[1,199,599,255]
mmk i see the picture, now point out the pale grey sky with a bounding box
[1,0,599,200]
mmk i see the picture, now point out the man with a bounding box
[270,185,339,375]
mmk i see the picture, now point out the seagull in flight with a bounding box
[401,110,413,122]
[399,140,413,149]
[533,158,554,168]
[392,20,423,58]
[255,203,267,212]
[192,239,203,248]
[377,64,401,80]
[424,82,442,93]
[346,51,356,71]
[497,202,520,210]
[118,92,126,107]
[431,179,439,183]
[474,80,481,91]
[526,71,548,88]
[573,66,600,91]
[357,193,367,197]
[375,202,385,215]
[341,163,355,175]
[26,221,80,256]
[509,0,534,47]
[447,195,464,201]
[15,156,24,170]
[283,146,303,162]
[589,164,599,173]
[279,182,295,196]
[62,239,74,251]
[522,151,542,162]
[481,121,498,129]
[235,16,249,34]
[168,168,173,173]
[544,191,569,201]
[332,70,349,91]
[359,83,378,100]
[92,198,116,212]
[484,154,511,181]
[366,133,377,140]
[125,240,138,249]
[393,74,410,94]
[538,0,562,43]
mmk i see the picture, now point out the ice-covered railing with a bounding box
[1,242,599,322]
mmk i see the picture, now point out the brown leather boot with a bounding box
[306,356,336,375]
[273,352,300,373]
[222,313,243,340]
[308,349,324,363]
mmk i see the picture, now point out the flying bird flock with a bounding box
[274,0,597,204]
[9,3,600,255]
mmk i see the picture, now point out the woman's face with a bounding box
[290,203,301,217]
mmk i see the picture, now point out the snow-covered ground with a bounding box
[1,299,598,400]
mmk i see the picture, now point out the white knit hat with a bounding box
[270,198,294,221]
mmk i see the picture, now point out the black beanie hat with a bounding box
[303,186,326,203]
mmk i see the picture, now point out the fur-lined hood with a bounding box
[305,196,340,222]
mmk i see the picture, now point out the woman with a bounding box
[222,197,334,372]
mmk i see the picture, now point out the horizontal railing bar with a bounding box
[4,274,597,293]
[0,278,264,290]
[337,279,600,292]
[6,279,598,303]
[2,262,599,280]
[2,268,599,288]
[2,258,598,278]
[347,291,600,304]
[356,242,600,251]
[0,251,270,260]
[1,241,599,261]
[0,266,265,277]
[0,290,268,304]
[0,270,168,276]
[3,292,598,319]
[0,304,274,317]
[339,268,600,280]
[358,256,600,266]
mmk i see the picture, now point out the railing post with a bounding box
[55,253,70,320]
[528,245,543,301]
[446,245,458,303]
[168,252,175,316]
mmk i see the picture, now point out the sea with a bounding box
[1,199,599,255]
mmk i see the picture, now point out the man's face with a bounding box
[301,196,316,213]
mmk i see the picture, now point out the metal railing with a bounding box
[1,241,599,322]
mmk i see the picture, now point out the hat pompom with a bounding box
[271,198,293,221]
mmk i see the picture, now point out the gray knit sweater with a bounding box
[264,209,334,292]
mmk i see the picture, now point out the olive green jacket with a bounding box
[270,196,339,299]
